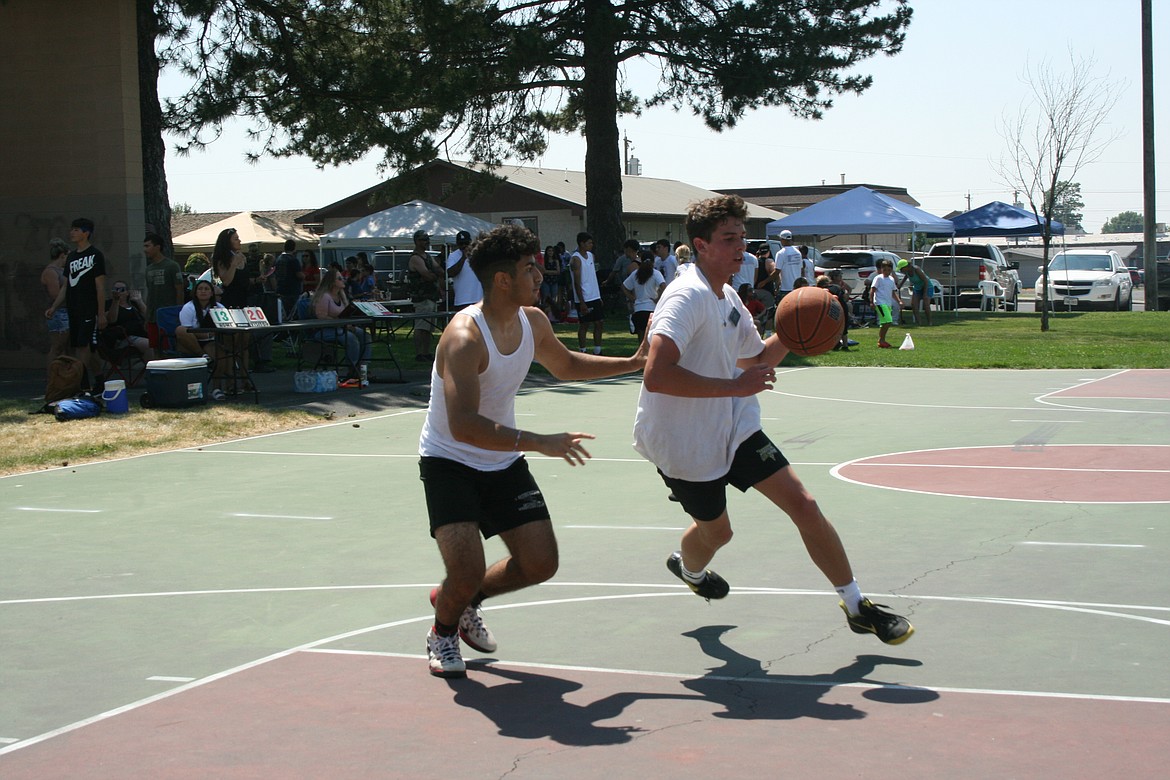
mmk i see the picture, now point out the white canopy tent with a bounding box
[319,200,497,251]
[172,211,318,255]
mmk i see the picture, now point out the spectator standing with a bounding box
[41,238,71,368]
[407,229,444,363]
[142,232,183,348]
[897,258,932,326]
[569,231,605,354]
[798,245,816,285]
[653,238,678,284]
[446,230,483,310]
[622,251,666,344]
[673,244,693,279]
[774,230,803,299]
[210,227,257,375]
[869,258,897,348]
[540,244,561,319]
[301,250,320,295]
[44,218,105,389]
[274,239,303,321]
[731,247,758,291]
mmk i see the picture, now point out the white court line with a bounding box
[0,738,20,745]
[565,525,686,531]
[147,676,196,682]
[1011,419,1084,423]
[1021,542,1146,548]
[13,507,101,514]
[303,648,1170,706]
[230,513,334,521]
[3,586,1169,756]
[852,462,1170,475]
[1033,369,1170,415]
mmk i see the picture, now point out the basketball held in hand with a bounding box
[775,287,846,356]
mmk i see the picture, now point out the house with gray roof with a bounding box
[296,159,787,250]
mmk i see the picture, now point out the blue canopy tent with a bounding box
[765,186,954,238]
[951,201,1064,237]
[765,186,956,315]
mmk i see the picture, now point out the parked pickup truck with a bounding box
[919,242,1021,310]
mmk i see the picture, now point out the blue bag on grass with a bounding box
[53,394,102,422]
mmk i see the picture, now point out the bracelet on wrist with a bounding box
[513,429,523,451]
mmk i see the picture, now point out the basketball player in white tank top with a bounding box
[419,224,648,678]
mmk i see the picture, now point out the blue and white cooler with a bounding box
[141,356,211,408]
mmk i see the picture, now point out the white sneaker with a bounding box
[430,587,497,653]
[592,346,602,355]
[628,316,636,334]
[426,628,466,678]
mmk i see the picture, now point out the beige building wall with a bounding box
[0,0,145,369]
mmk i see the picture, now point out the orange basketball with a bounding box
[775,287,846,356]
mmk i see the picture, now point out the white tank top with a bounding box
[418,304,534,470]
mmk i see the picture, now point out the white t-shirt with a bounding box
[655,254,678,284]
[418,305,534,471]
[731,251,758,290]
[445,248,483,306]
[802,257,816,284]
[622,268,666,313]
[570,251,601,303]
[178,299,225,328]
[633,267,766,481]
[776,245,804,291]
[871,274,898,306]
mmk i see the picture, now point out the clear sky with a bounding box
[161,0,1167,232]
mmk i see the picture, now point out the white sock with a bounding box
[679,558,706,585]
[836,580,863,615]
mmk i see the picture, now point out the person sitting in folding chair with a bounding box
[311,270,371,382]
[105,280,153,365]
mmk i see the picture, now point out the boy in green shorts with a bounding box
[869,259,897,348]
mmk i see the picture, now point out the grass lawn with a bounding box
[541,307,1170,370]
[4,306,1166,475]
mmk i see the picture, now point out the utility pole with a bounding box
[1141,0,1158,310]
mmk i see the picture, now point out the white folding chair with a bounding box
[979,280,1007,311]
[929,279,944,312]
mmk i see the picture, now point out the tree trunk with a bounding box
[581,0,625,273]
[138,0,172,254]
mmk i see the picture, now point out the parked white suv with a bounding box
[1039,250,1134,311]
[816,247,903,296]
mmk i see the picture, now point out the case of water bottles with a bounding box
[293,369,338,393]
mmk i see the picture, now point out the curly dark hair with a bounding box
[469,224,540,287]
[685,194,749,245]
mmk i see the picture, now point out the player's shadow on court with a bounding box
[448,624,935,746]
[681,624,938,721]
[450,663,680,746]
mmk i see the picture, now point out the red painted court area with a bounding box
[837,445,1170,503]
[1049,369,1170,400]
[1,652,1166,779]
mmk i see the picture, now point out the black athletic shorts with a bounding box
[68,316,97,350]
[657,430,790,522]
[577,298,605,323]
[419,455,551,539]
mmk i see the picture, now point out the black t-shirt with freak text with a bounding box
[65,245,107,320]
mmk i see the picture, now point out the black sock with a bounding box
[471,591,487,608]
[434,620,458,637]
